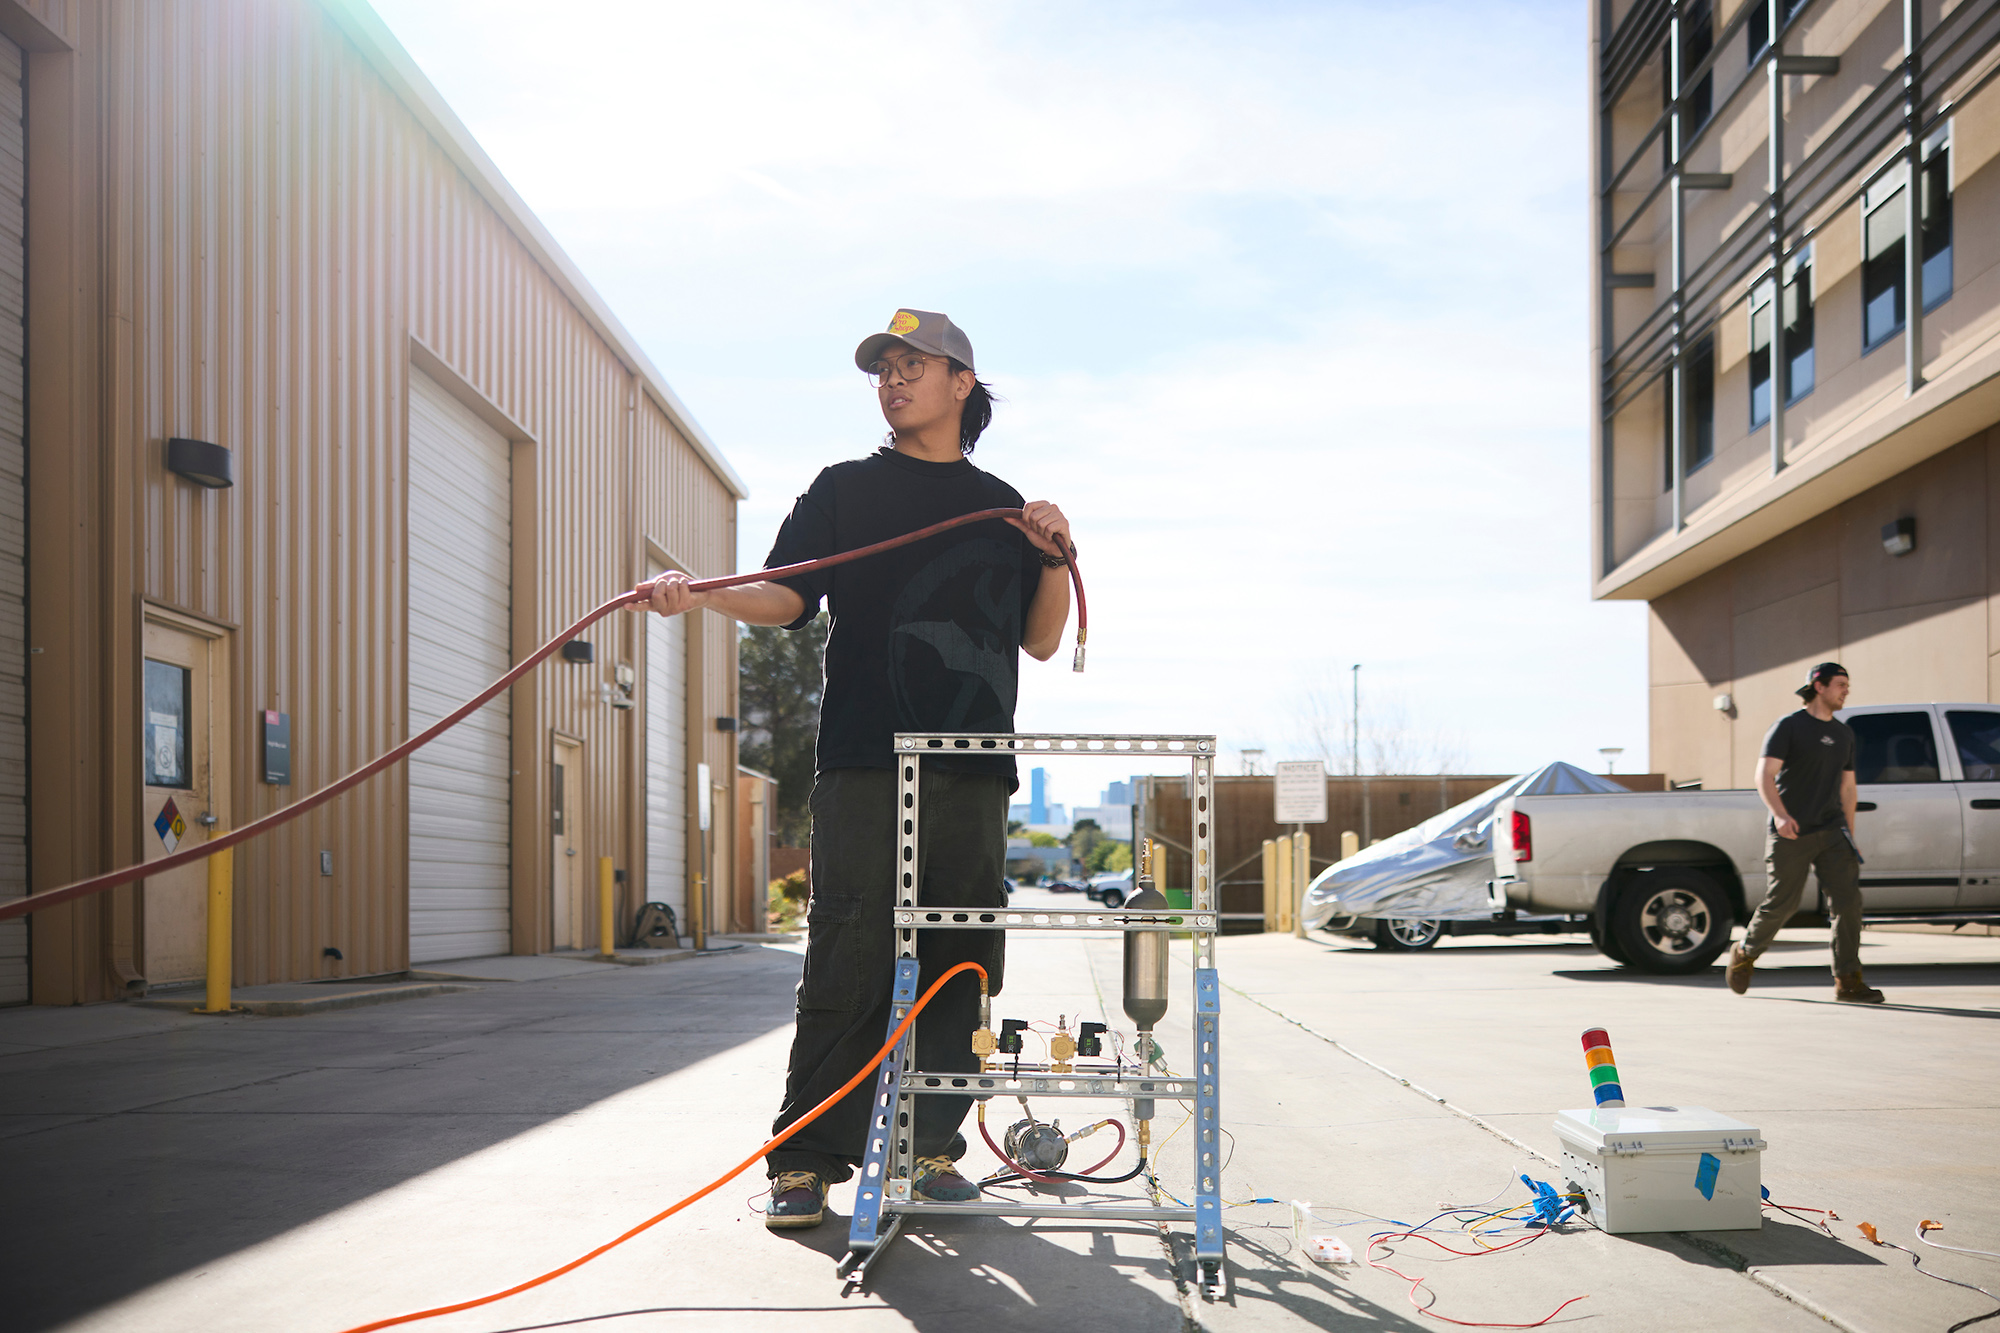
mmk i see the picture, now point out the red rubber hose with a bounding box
[332,960,989,1333]
[0,508,1082,925]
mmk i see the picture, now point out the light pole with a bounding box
[1240,748,1264,777]
[1599,746,1624,775]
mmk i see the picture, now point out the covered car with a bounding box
[1301,762,1632,929]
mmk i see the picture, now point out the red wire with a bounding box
[332,961,988,1333]
[0,509,1083,925]
[1365,1227,1589,1328]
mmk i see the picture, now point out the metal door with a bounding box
[644,571,688,933]
[1843,707,1960,911]
[406,370,513,963]
[1944,706,2000,908]
[551,736,583,950]
[140,614,232,984]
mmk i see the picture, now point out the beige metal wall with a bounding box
[23,0,740,1003]
[1650,424,2000,790]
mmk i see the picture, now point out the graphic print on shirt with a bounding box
[888,537,1024,733]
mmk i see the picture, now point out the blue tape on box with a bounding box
[1695,1152,1720,1201]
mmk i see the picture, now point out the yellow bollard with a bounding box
[1292,829,1311,940]
[1260,839,1277,931]
[599,856,616,959]
[193,840,237,1015]
[1273,836,1293,933]
[1340,829,1360,861]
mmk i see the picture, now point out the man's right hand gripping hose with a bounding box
[332,961,989,1333]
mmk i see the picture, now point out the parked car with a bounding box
[1489,703,2000,973]
[1303,762,1624,951]
[1046,878,1088,894]
[1086,871,1134,907]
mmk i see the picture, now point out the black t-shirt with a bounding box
[766,447,1042,785]
[1761,709,1856,833]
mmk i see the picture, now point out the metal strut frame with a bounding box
[843,732,1225,1296]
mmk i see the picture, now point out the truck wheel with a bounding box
[1373,918,1443,951]
[1610,870,1730,973]
[1099,887,1125,908]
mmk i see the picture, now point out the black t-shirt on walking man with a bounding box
[765,447,1042,787]
[1761,709,1856,834]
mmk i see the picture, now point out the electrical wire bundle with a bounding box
[1857,1220,2000,1332]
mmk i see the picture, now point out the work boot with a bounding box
[1834,971,1885,1004]
[1726,944,1755,995]
[765,1171,827,1229]
[912,1155,981,1203]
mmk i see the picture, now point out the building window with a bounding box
[1745,0,1807,63]
[1664,333,1717,488]
[1749,247,1814,427]
[1862,127,1952,352]
[1662,0,1715,166]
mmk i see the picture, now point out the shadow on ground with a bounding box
[0,951,799,1333]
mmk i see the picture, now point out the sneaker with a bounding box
[1726,944,1755,995]
[912,1155,981,1203]
[1834,971,1885,1004]
[765,1171,826,1229]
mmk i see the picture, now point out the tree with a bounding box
[738,613,828,846]
[1086,839,1131,874]
[1028,831,1061,848]
[1068,817,1105,865]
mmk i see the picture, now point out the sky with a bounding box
[370,0,1649,813]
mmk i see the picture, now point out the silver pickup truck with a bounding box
[1486,703,2000,973]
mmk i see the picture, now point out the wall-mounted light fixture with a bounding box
[1713,693,1734,713]
[560,640,595,664]
[715,716,739,732]
[1881,517,1916,557]
[166,437,233,488]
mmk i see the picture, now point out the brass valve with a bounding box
[1050,1016,1077,1073]
[971,1025,999,1070]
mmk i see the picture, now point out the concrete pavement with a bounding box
[2,895,1995,1332]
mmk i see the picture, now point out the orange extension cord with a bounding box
[334,960,990,1333]
[0,508,1082,925]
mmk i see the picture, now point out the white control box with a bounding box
[1554,1105,1765,1233]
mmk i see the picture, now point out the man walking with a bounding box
[639,309,1075,1228]
[1728,662,1884,1003]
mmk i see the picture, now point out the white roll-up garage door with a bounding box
[645,586,688,932]
[0,37,27,1006]
[407,371,512,964]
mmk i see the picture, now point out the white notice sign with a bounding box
[1273,760,1328,824]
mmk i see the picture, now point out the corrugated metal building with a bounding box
[9,0,746,1005]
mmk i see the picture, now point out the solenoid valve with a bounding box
[999,1019,1029,1055]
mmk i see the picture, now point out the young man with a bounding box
[639,309,1074,1228]
[1729,662,1884,1003]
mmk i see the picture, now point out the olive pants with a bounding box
[765,767,1008,1184]
[1742,825,1863,976]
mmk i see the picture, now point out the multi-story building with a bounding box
[4,0,747,1005]
[1591,0,2000,787]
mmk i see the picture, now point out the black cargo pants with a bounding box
[765,766,1008,1183]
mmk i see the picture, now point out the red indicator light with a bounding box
[1511,810,1533,862]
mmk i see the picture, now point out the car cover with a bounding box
[1300,762,1633,926]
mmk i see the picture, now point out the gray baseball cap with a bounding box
[855,308,975,374]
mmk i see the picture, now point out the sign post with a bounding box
[1272,761,1328,941]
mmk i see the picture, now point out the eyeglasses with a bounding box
[866,353,935,388]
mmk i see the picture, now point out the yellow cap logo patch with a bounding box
[888,310,920,336]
